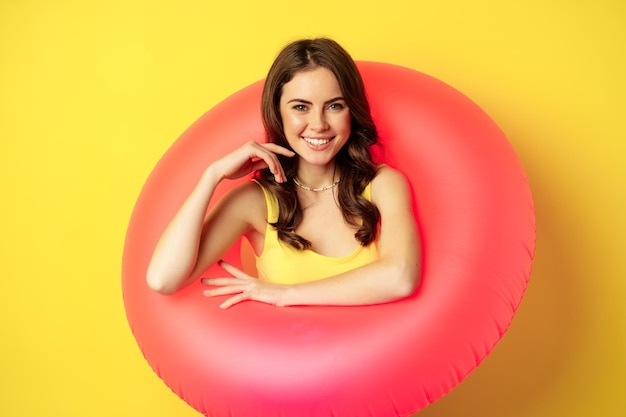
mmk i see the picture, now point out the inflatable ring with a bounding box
[122,62,535,417]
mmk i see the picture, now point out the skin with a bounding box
[146,67,421,308]
[280,67,352,177]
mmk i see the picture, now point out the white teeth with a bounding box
[303,137,331,146]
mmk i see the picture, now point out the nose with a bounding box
[309,109,329,132]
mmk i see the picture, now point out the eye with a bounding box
[328,102,346,111]
[293,104,308,111]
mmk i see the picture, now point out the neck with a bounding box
[293,177,340,192]
[295,162,339,190]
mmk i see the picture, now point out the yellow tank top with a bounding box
[253,181,380,285]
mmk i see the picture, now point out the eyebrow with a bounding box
[286,96,345,105]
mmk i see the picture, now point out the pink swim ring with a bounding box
[122,61,535,417]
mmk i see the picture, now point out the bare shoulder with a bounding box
[370,165,412,202]
[214,181,267,228]
[227,181,263,200]
[224,180,266,203]
[219,181,269,252]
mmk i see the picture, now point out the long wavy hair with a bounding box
[257,38,381,250]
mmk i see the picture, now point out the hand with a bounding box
[202,260,290,309]
[211,141,295,183]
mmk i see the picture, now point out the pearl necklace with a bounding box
[293,177,340,192]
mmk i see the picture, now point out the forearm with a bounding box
[146,166,221,294]
[279,258,420,307]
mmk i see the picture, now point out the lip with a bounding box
[301,136,335,150]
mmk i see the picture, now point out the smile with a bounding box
[302,137,332,146]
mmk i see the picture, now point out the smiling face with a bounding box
[279,67,351,170]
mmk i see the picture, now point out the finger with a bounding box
[262,143,296,157]
[237,142,275,166]
[249,159,269,173]
[266,145,296,183]
[249,143,291,183]
[201,277,249,286]
[255,151,286,183]
[203,285,248,297]
[219,292,250,309]
[218,260,251,279]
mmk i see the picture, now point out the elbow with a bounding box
[394,278,417,300]
[391,261,421,299]
[146,267,181,295]
[147,281,177,295]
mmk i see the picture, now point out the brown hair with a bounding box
[257,38,380,249]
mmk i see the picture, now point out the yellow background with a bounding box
[1,0,624,416]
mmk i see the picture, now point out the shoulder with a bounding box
[223,180,266,203]
[217,180,267,224]
[370,165,412,202]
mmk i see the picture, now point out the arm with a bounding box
[146,142,294,294]
[204,166,421,308]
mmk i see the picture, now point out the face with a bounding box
[279,67,351,169]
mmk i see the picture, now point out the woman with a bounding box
[147,38,421,308]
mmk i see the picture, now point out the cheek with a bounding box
[335,114,352,134]
[282,114,305,133]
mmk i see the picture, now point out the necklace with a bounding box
[293,177,340,192]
